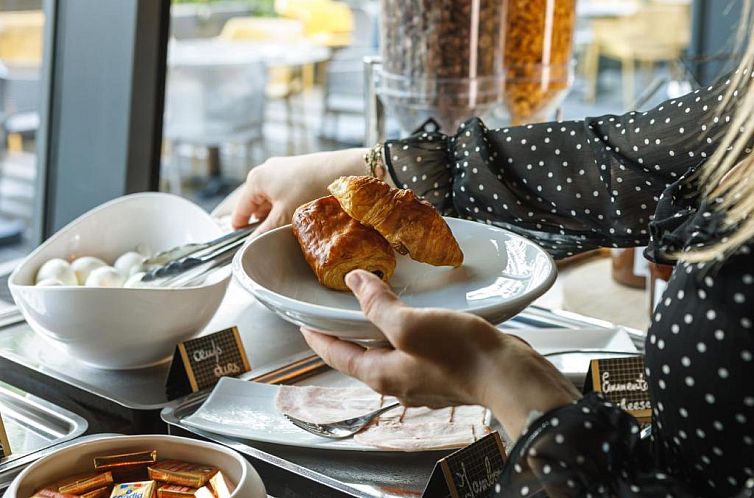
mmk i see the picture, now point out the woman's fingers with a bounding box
[344,270,415,349]
[301,328,393,382]
[301,327,422,397]
[231,188,265,229]
[251,205,289,236]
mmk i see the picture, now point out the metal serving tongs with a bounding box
[141,223,258,270]
[147,239,243,288]
[140,222,259,286]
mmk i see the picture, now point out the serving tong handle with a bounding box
[141,224,257,269]
[151,240,243,288]
[141,224,257,283]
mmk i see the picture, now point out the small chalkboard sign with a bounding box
[166,326,251,400]
[0,411,10,458]
[584,355,651,422]
[423,431,507,498]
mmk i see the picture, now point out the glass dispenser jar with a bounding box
[503,0,576,124]
[378,0,506,134]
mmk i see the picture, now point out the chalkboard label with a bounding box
[585,355,651,421]
[166,326,251,400]
[423,431,507,498]
[0,411,10,458]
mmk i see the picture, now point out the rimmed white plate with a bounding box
[507,327,638,383]
[182,377,492,453]
[233,217,557,343]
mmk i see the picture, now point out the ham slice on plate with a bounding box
[275,385,396,425]
[275,385,492,451]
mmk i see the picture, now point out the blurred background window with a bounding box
[0,0,44,262]
[0,0,738,299]
[156,0,723,331]
[160,0,377,207]
[158,0,706,219]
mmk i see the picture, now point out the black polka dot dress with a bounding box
[384,70,754,497]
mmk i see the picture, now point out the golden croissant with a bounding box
[328,176,464,267]
[291,195,396,291]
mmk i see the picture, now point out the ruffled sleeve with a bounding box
[384,71,753,260]
[495,393,704,497]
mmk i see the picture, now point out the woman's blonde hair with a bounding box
[684,0,754,262]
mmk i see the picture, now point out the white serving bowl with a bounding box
[235,217,557,343]
[5,434,266,497]
[9,193,231,370]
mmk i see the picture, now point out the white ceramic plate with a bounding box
[234,218,557,343]
[509,327,638,382]
[183,377,492,452]
[183,328,633,452]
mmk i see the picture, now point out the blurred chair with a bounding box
[320,48,368,144]
[0,10,43,64]
[0,10,43,152]
[0,11,43,238]
[162,58,268,195]
[219,17,310,154]
[275,0,354,49]
[319,3,377,144]
[582,0,691,108]
[275,0,354,89]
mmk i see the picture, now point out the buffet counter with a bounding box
[0,276,644,496]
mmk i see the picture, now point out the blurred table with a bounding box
[165,39,331,196]
[577,0,640,18]
[168,38,331,70]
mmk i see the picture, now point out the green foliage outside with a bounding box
[172,0,277,17]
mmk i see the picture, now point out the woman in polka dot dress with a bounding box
[230,47,754,498]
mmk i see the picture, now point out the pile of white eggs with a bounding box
[35,251,151,288]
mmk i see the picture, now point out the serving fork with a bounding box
[283,401,402,439]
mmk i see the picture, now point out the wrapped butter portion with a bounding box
[110,481,156,498]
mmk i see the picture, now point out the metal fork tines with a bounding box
[284,402,401,439]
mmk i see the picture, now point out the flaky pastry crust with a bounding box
[328,176,463,267]
[292,195,396,291]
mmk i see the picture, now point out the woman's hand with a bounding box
[231,148,368,233]
[302,270,580,439]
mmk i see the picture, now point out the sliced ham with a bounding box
[353,421,491,451]
[275,385,396,425]
[275,385,491,451]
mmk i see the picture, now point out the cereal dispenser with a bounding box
[374,0,507,135]
[503,0,577,124]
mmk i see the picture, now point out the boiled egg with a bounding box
[114,251,145,277]
[36,278,64,287]
[35,258,77,286]
[71,256,107,285]
[85,266,126,288]
[124,272,148,288]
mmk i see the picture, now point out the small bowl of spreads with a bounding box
[5,434,266,498]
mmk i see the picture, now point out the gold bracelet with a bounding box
[364,143,386,180]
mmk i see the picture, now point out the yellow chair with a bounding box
[0,10,44,152]
[582,1,691,109]
[219,17,310,154]
[0,10,44,66]
[275,0,354,48]
[219,17,307,99]
[275,0,354,90]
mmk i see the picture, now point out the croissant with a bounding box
[328,176,464,267]
[292,195,396,291]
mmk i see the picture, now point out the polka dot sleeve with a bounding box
[385,74,749,259]
[495,393,703,497]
